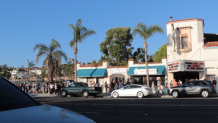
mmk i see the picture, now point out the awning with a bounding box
[77,68,107,77]
[128,66,165,75]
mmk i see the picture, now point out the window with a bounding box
[123,86,131,89]
[81,83,88,87]
[194,82,200,86]
[71,83,75,87]
[199,82,208,86]
[182,37,188,49]
[184,82,193,86]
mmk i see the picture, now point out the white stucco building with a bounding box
[166,17,218,91]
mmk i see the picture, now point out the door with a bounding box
[192,81,202,94]
[182,82,194,94]
[74,83,81,94]
[129,85,140,96]
[119,85,131,96]
[67,83,76,94]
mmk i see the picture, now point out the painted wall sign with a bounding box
[110,68,127,74]
[184,61,204,71]
[168,61,180,72]
[134,68,157,75]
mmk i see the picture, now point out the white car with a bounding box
[111,84,152,98]
[0,77,95,123]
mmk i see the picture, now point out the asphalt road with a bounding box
[35,96,218,123]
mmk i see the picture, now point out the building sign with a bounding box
[184,61,204,71]
[168,61,180,72]
[111,68,127,74]
[134,68,157,75]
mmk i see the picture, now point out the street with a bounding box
[34,96,218,123]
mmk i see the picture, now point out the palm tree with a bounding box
[33,39,67,82]
[27,59,35,76]
[132,23,163,87]
[68,19,96,82]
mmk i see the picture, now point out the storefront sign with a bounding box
[111,68,127,74]
[184,61,204,71]
[168,61,180,72]
[134,68,157,75]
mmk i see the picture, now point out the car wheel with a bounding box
[83,91,89,98]
[112,92,119,98]
[137,91,144,98]
[61,91,67,97]
[172,91,179,98]
[201,90,209,98]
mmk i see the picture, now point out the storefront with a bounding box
[128,65,166,85]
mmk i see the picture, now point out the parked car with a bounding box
[0,77,95,123]
[169,80,216,98]
[61,82,102,98]
[111,84,152,98]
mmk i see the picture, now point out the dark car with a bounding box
[169,80,216,98]
[61,82,102,98]
[0,77,95,123]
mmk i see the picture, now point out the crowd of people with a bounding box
[16,82,64,95]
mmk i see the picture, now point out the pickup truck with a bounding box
[61,82,102,98]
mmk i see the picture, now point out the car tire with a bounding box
[61,91,67,97]
[137,91,144,98]
[83,91,89,98]
[172,91,179,98]
[112,92,119,98]
[201,90,209,98]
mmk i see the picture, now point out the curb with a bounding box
[161,95,173,98]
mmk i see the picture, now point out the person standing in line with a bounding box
[54,83,58,95]
[119,80,123,89]
[42,84,45,94]
[47,83,51,94]
[50,83,54,94]
[126,79,130,85]
[164,78,168,87]
[32,84,35,94]
[173,79,178,87]
[212,77,217,96]
[95,81,99,87]
[178,80,182,86]
[105,81,108,93]
[57,82,61,95]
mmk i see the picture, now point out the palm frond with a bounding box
[36,51,46,64]
[146,25,164,39]
[68,23,76,32]
[53,50,68,61]
[80,29,96,43]
[49,39,61,52]
[33,43,48,52]
[76,19,82,27]
[80,26,88,34]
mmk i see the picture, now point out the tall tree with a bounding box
[69,19,96,82]
[100,27,133,66]
[27,59,35,75]
[132,23,163,86]
[153,44,167,62]
[0,64,11,79]
[33,39,67,82]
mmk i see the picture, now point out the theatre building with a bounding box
[166,17,218,91]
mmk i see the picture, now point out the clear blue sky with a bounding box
[1,0,218,68]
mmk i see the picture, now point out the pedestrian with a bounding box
[164,78,168,87]
[58,82,61,95]
[212,77,217,96]
[42,84,45,94]
[105,81,108,93]
[126,79,130,85]
[47,83,50,94]
[50,83,54,94]
[36,83,39,94]
[95,81,99,87]
[178,80,182,86]
[173,79,178,87]
[54,83,58,95]
[119,80,123,89]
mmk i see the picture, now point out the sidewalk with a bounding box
[31,93,61,97]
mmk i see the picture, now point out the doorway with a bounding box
[174,72,199,84]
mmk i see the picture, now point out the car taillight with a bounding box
[144,88,149,90]
[212,84,215,86]
[94,87,95,90]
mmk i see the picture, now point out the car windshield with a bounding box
[0,78,40,111]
